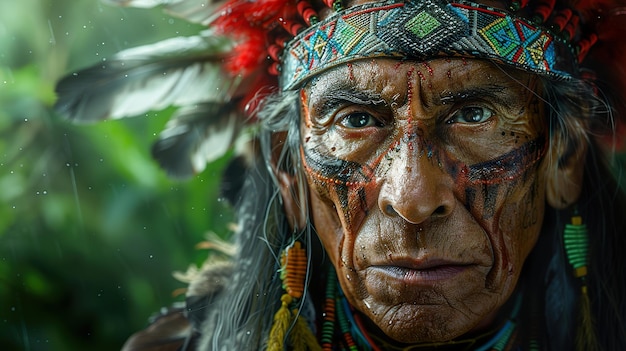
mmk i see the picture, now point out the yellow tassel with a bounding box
[576,286,599,351]
[289,311,322,351]
[269,241,321,350]
[267,294,294,351]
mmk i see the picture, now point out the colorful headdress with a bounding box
[281,0,579,90]
[55,0,626,177]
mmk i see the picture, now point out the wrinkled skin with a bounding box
[299,58,550,343]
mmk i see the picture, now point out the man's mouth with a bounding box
[368,258,474,285]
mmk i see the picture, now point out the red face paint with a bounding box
[298,58,548,344]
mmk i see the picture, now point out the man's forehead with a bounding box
[306,58,520,98]
[306,60,403,103]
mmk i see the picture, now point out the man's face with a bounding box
[299,58,548,343]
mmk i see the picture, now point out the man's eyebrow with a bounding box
[315,84,387,116]
[438,85,511,106]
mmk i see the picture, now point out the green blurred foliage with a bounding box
[0,1,234,350]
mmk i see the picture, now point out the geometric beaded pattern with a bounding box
[280,0,576,90]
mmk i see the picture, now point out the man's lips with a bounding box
[367,258,475,284]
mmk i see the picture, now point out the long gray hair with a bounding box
[199,90,307,350]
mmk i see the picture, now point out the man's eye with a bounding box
[340,112,381,129]
[448,106,493,124]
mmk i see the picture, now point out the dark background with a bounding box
[1,1,234,350]
[1,1,625,351]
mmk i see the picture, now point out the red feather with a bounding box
[225,33,267,75]
[210,0,300,74]
[206,0,301,119]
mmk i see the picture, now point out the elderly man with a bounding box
[56,0,626,350]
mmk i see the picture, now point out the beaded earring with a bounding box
[268,241,321,351]
[563,212,598,351]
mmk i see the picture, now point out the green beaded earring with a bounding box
[563,212,598,351]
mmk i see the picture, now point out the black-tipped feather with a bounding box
[54,33,235,122]
[101,0,177,7]
[102,0,222,25]
[55,5,251,178]
[151,102,242,179]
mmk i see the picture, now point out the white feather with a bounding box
[191,113,239,171]
[101,0,184,8]
[102,0,222,25]
[164,0,221,25]
[115,32,227,58]
[108,62,237,118]
[55,32,239,121]
[151,103,243,177]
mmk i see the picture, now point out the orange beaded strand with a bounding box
[280,241,307,299]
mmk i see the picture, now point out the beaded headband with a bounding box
[280,0,577,90]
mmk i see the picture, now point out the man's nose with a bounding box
[377,146,455,225]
